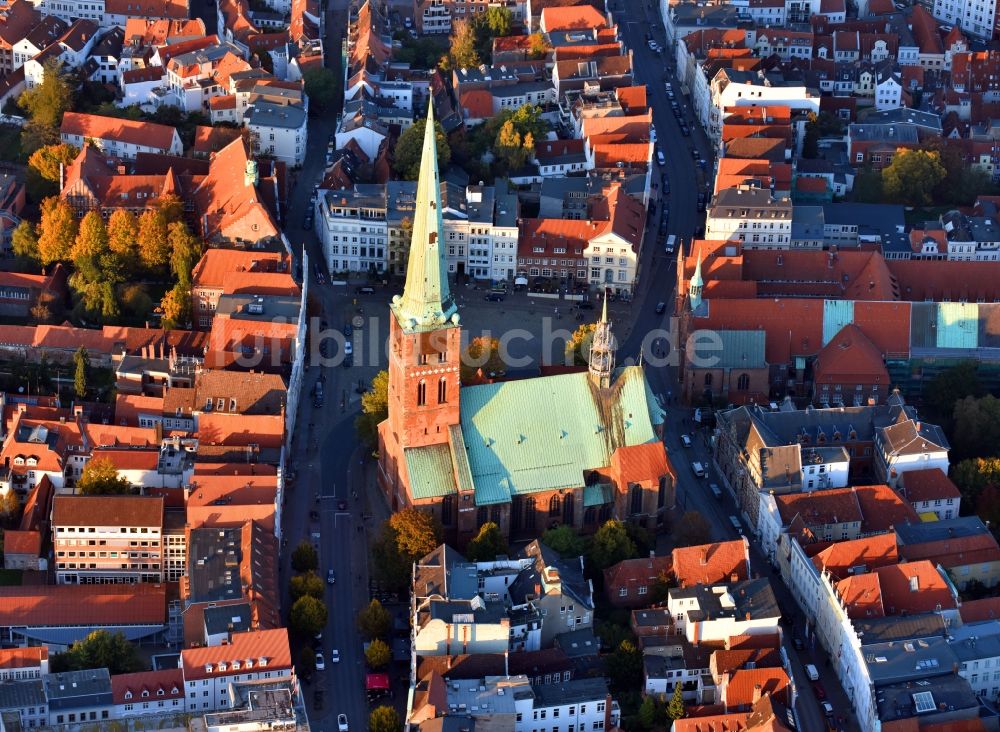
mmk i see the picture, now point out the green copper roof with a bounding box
[405,444,457,499]
[389,104,458,334]
[583,483,614,507]
[459,366,664,506]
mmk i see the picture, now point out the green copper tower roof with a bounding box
[390,105,458,333]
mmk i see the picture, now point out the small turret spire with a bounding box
[589,288,616,389]
[690,249,704,311]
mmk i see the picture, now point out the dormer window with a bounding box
[141,690,149,698]
[13,456,23,466]
[156,689,164,696]
[26,457,37,466]
[245,659,253,669]
[204,664,213,673]
[218,662,227,672]
[231,661,240,670]
[258,657,268,667]
[124,691,132,700]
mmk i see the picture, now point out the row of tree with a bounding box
[12,194,200,325]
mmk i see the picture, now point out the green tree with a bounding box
[297,646,316,677]
[495,119,533,171]
[952,394,1000,461]
[11,220,39,262]
[73,210,108,261]
[37,196,77,264]
[289,595,328,637]
[565,322,596,366]
[605,639,642,692]
[802,113,819,159]
[20,59,72,129]
[637,696,656,730]
[852,166,884,203]
[882,149,946,206]
[73,347,89,399]
[365,638,392,669]
[27,143,78,200]
[465,522,508,562]
[674,511,712,548]
[590,519,638,570]
[666,683,687,720]
[303,67,339,112]
[77,457,134,495]
[369,706,401,732]
[168,221,201,284]
[461,336,504,384]
[53,630,144,674]
[393,119,451,181]
[290,570,325,600]
[291,540,318,573]
[952,457,1000,514]
[448,18,481,69]
[471,7,513,59]
[355,369,389,450]
[541,524,586,557]
[157,193,184,225]
[121,284,153,318]
[357,598,392,640]
[926,361,981,428]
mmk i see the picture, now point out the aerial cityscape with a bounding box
[1,0,1000,729]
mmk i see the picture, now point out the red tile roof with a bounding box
[672,539,750,588]
[61,112,177,152]
[2,530,41,556]
[0,646,47,670]
[615,85,647,112]
[180,628,291,681]
[603,555,671,595]
[0,583,166,627]
[672,714,749,732]
[104,0,188,18]
[812,533,898,581]
[191,249,288,290]
[899,468,960,505]
[876,561,956,615]
[852,484,919,533]
[835,573,884,618]
[197,412,284,448]
[610,442,673,489]
[111,668,184,705]
[813,324,889,386]
[459,90,493,120]
[773,487,863,526]
[959,597,1000,624]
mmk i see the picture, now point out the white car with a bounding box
[680,434,692,448]
[331,649,340,663]
[344,341,353,356]
[315,652,325,671]
[338,714,349,732]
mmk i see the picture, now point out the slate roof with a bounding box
[511,540,592,609]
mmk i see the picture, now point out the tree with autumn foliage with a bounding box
[37,196,77,264]
[460,336,504,383]
[168,221,202,285]
[72,210,108,261]
[137,208,170,270]
[371,507,441,591]
[160,282,191,330]
[107,209,139,271]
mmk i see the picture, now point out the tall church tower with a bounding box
[385,106,463,450]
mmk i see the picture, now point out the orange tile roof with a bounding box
[852,484,919,533]
[19,473,53,533]
[0,583,166,626]
[836,572,884,618]
[723,668,789,709]
[899,468,961,504]
[592,143,650,167]
[220,270,298,297]
[691,298,824,363]
[773,487,863,526]
[2,530,41,556]
[111,668,183,705]
[615,85,647,112]
[888,259,1000,302]
[459,90,493,120]
[90,447,161,471]
[185,474,279,506]
[191,249,287,290]
[0,646,47,670]
[540,4,606,31]
[204,318,297,368]
[672,714,749,732]
[813,324,889,385]
[197,412,284,448]
[591,182,646,250]
[114,394,165,427]
[52,495,164,528]
[193,462,278,476]
[713,648,782,676]
[123,18,205,46]
[875,561,956,615]
[187,503,275,532]
[61,112,177,152]
[180,628,291,680]
[209,95,237,110]
[673,539,750,587]
[192,125,241,155]
[812,533,898,581]
[581,111,652,139]
[535,138,585,161]
[610,442,672,489]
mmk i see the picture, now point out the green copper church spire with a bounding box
[390,104,458,333]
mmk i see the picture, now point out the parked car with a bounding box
[812,681,827,701]
[821,701,834,717]
[338,714,349,732]
[709,483,722,499]
[655,301,666,314]
[331,649,340,663]
[315,653,325,671]
[680,433,692,448]
[485,292,505,302]
[691,461,706,478]
[656,150,666,166]
[327,569,336,585]
[805,664,820,681]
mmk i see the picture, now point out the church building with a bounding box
[377,107,675,543]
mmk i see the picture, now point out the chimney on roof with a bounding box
[752,683,763,705]
[700,549,708,566]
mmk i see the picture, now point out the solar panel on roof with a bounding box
[912,691,935,713]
